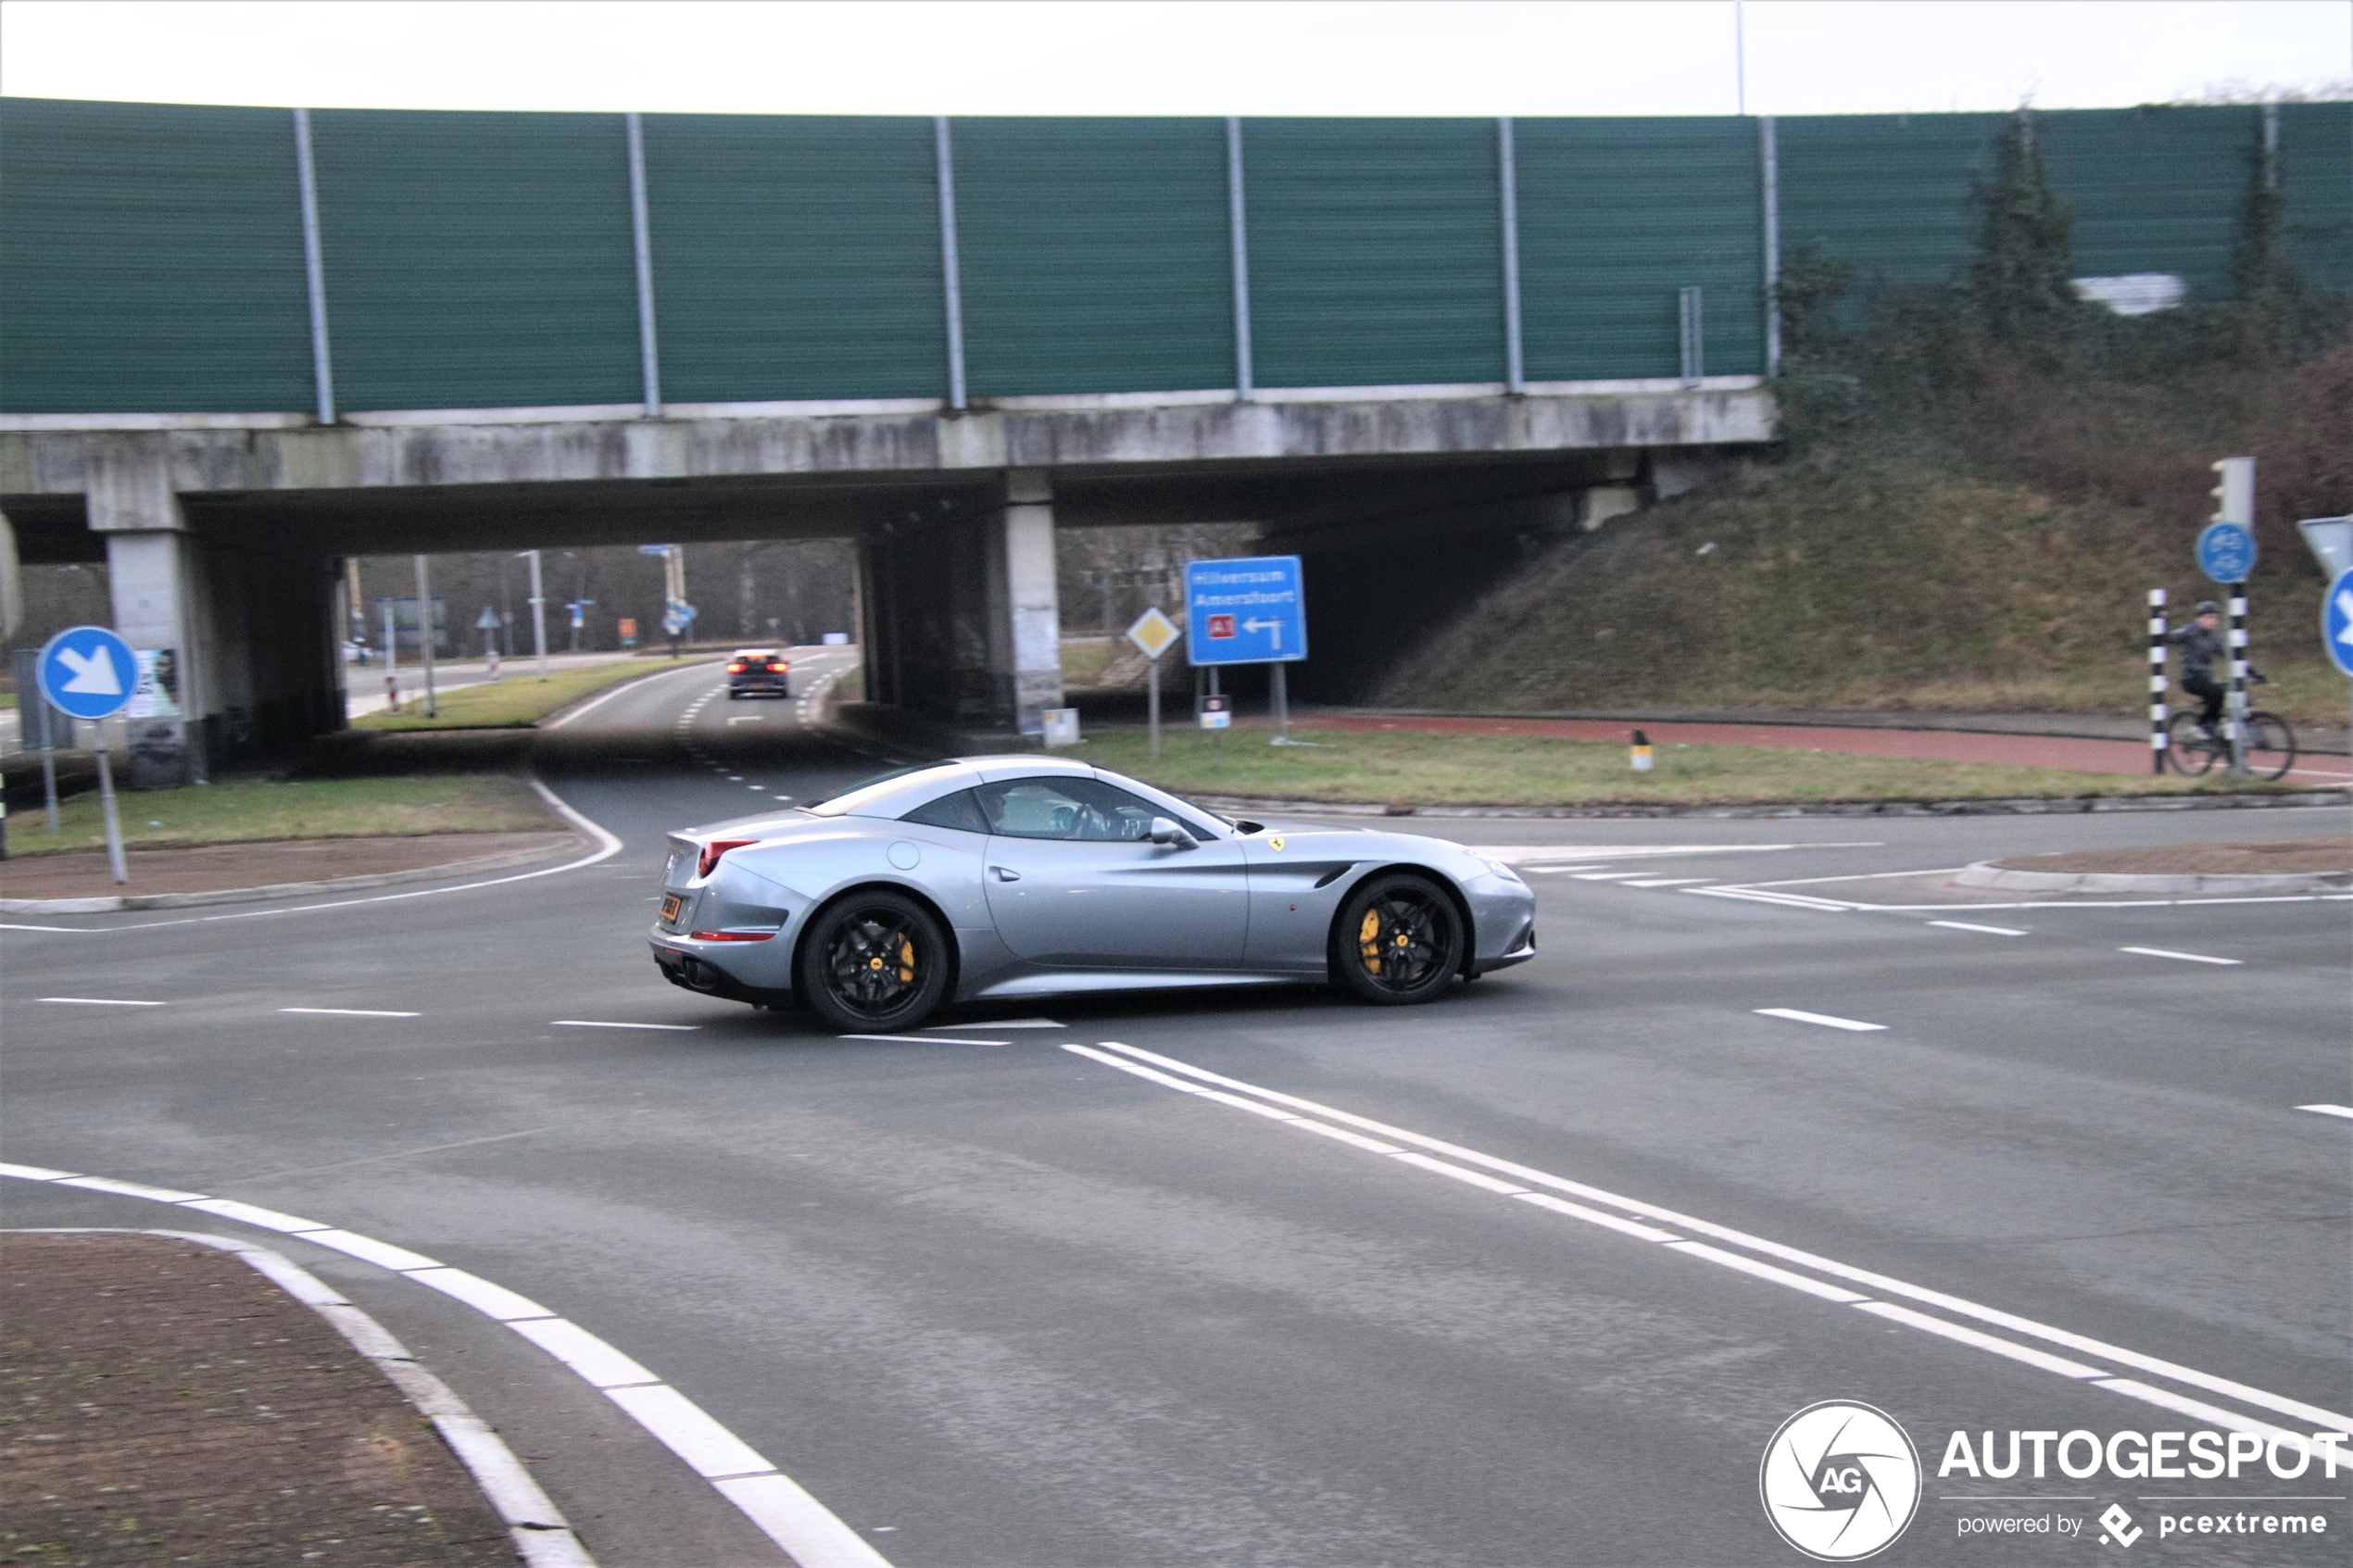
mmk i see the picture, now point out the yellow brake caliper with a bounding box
[899,937,917,984]
[1360,909,1383,973]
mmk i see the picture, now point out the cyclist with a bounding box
[2167,600,2230,743]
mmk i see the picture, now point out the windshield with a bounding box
[803,763,964,816]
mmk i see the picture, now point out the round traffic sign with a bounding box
[36,624,138,721]
[2196,521,2258,584]
[2323,566,2353,678]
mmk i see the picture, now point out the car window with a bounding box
[806,764,964,817]
[900,787,988,834]
[975,777,1170,843]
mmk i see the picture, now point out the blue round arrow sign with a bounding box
[36,624,138,721]
[2323,567,2353,678]
[2196,521,2258,584]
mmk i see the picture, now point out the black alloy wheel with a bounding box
[798,891,951,1032]
[1332,873,1465,1006]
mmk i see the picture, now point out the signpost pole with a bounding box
[34,682,60,831]
[1149,656,1162,759]
[1210,668,1222,770]
[414,555,438,718]
[95,747,127,884]
[2146,589,2168,774]
[527,549,549,681]
[1270,662,1289,745]
[382,599,399,712]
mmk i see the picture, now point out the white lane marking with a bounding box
[1570,872,1642,881]
[1929,921,2030,936]
[2120,947,2244,966]
[179,1197,330,1233]
[552,1020,701,1031]
[544,659,724,731]
[2296,1105,2353,1121]
[1517,866,1606,875]
[1481,841,1883,864]
[607,1383,780,1479]
[2,923,87,932]
[0,1165,891,1568]
[39,997,167,1006]
[282,1007,421,1018]
[1755,1008,1889,1032]
[1688,886,1858,911]
[62,1229,598,1567]
[726,715,765,725]
[927,1018,1062,1030]
[728,775,745,781]
[304,1229,446,1272]
[1832,893,2353,912]
[840,1034,1009,1047]
[1621,878,1714,888]
[0,1161,77,1180]
[1855,1301,2107,1378]
[1664,1240,1872,1304]
[1745,868,1965,887]
[1071,1040,2353,1438]
[510,1317,660,1389]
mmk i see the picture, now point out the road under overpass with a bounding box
[1,382,1772,771]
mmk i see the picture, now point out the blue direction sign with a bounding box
[1185,555,1307,666]
[2196,521,2258,584]
[36,625,137,721]
[2323,567,2353,677]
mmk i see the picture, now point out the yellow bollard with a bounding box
[1629,728,1655,773]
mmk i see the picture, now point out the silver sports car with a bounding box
[650,756,1536,1032]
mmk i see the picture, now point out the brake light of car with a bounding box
[766,661,788,672]
[727,660,748,672]
[698,837,758,877]
[688,928,779,942]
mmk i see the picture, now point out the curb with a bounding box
[1956,861,2352,894]
[1189,789,2353,821]
[0,832,593,915]
[20,1228,596,1568]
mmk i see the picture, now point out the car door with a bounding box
[975,775,1249,968]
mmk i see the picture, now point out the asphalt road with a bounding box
[5,653,2347,1568]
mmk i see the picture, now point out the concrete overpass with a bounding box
[0,382,1770,763]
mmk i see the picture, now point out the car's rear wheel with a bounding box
[798,891,951,1032]
[1331,873,1464,1006]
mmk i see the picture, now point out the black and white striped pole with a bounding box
[2227,581,2251,778]
[2147,588,2168,773]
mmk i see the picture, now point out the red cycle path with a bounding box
[1293,713,2352,783]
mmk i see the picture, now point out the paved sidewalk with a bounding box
[0,1231,517,1566]
[1298,710,2353,784]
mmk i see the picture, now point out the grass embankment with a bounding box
[1079,724,2292,809]
[1384,445,2347,727]
[4,774,555,859]
[354,657,698,731]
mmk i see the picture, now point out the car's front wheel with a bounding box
[798,891,951,1033]
[1331,872,1465,1006]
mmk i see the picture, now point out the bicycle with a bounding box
[2164,674,2299,781]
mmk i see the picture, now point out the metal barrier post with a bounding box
[2147,588,2168,773]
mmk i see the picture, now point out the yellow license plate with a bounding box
[661,893,684,922]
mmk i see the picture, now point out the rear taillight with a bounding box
[727,661,747,672]
[767,661,788,672]
[688,928,777,942]
[698,837,757,877]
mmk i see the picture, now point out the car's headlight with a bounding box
[1473,854,1525,883]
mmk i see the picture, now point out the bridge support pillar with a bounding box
[87,434,345,779]
[863,470,1063,740]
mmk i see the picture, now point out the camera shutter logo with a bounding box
[1759,1400,1921,1561]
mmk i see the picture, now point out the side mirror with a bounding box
[1148,817,1197,850]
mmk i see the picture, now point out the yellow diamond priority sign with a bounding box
[1126,606,1181,661]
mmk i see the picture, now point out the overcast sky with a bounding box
[1,1,2347,118]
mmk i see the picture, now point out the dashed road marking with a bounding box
[0,1165,892,1567]
[39,997,165,1007]
[282,1007,421,1018]
[840,1034,1009,1047]
[551,1020,701,1032]
[2120,947,2244,966]
[1928,921,2030,936]
[1062,1040,2351,1449]
[2296,1104,2353,1121]
[1620,878,1715,888]
[926,1018,1062,1030]
[1755,1008,1888,1032]
[1570,872,1642,881]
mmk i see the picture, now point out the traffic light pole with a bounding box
[525,549,549,681]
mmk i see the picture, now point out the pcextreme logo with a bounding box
[1761,1400,1924,1561]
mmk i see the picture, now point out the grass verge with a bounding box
[1076,724,2305,809]
[4,774,557,859]
[354,657,700,731]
